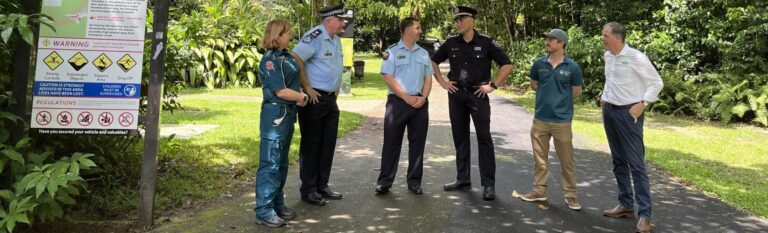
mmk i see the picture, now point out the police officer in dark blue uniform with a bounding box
[254,20,308,228]
[291,4,351,206]
[430,6,514,200]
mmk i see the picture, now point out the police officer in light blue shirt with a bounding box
[291,4,350,206]
[374,17,433,195]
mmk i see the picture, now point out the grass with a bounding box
[495,89,768,218]
[83,55,385,217]
[83,94,365,217]
[177,57,388,100]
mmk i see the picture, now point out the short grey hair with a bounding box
[603,22,626,43]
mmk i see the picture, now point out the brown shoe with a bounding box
[564,197,582,211]
[520,191,547,202]
[636,217,652,233]
[603,204,635,218]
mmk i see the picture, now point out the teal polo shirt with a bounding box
[529,55,584,123]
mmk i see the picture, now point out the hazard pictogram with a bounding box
[57,111,72,126]
[117,54,137,72]
[36,111,52,126]
[68,52,88,71]
[44,51,64,70]
[93,53,112,72]
[98,112,113,126]
[118,112,134,127]
[78,111,93,126]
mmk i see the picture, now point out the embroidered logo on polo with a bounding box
[266,61,275,70]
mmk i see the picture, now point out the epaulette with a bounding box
[446,35,459,40]
[383,43,398,60]
[478,33,495,40]
[302,29,322,43]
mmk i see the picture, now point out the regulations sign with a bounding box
[31,0,147,135]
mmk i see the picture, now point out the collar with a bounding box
[610,44,630,57]
[458,29,479,43]
[543,55,572,65]
[267,49,291,57]
[319,24,333,41]
[396,40,421,52]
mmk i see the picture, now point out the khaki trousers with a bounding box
[530,119,577,197]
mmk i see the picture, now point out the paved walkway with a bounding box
[153,77,768,232]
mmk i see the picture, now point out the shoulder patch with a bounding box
[382,51,390,60]
[302,29,322,44]
[265,61,274,70]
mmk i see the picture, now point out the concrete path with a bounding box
[153,73,768,232]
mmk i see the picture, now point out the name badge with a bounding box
[397,55,406,59]
[324,51,332,57]
[474,46,482,51]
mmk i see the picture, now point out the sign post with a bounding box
[137,0,170,229]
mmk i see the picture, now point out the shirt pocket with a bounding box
[394,58,410,73]
[610,62,635,84]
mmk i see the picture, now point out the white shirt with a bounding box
[601,45,664,105]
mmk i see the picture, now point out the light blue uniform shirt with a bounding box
[380,41,434,95]
[292,24,344,92]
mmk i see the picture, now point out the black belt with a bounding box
[313,88,335,95]
[456,86,479,92]
[604,102,637,109]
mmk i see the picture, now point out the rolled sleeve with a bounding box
[635,54,663,102]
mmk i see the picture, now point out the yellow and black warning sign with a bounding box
[93,53,112,72]
[43,51,64,70]
[117,54,137,72]
[67,52,88,71]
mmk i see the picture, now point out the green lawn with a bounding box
[496,90,768,218]
[84,94,365,216]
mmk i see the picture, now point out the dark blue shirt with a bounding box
[529,55,584,123]
[260,49,301,105]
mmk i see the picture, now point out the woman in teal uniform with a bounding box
[254,20,309,228]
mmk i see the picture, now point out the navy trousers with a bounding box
[602,104,652,218]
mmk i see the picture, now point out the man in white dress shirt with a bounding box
[598,22,663,233]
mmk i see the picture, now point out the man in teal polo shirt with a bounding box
[519,29,584,211]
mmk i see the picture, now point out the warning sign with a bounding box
[36,111,52,126]
[118,112,134,127]
[98,112,113,126]
[57,111,73,126]
[117,54,137,72]
[93,53,112,72]
[78,111,93,126]
[43,51,64,70]
[68,52,88,71]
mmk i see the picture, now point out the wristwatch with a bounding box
[489,82,498,89]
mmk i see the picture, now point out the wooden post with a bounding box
[137,0,170,229]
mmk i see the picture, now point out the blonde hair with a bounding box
[261,20,291,50]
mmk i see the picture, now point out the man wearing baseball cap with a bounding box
[519,28,584,211]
